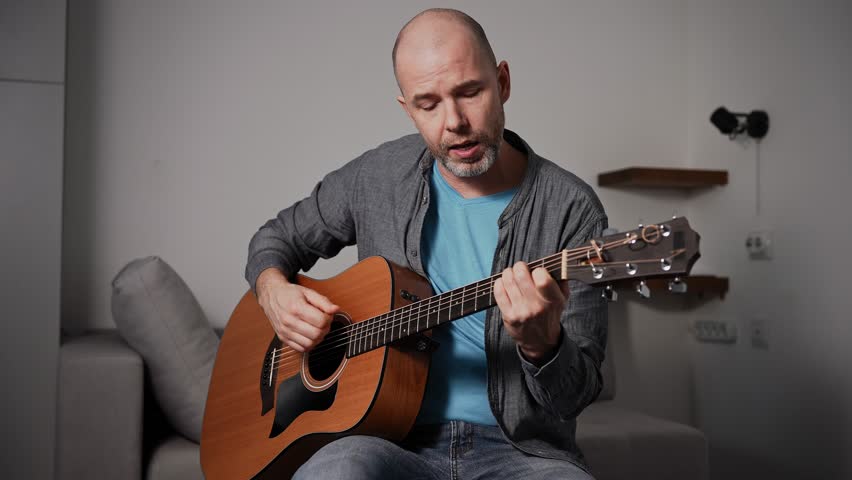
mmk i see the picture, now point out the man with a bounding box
[246,8,607,480]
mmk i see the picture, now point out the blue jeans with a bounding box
[293,421,594,480]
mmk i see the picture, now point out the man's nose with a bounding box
[444,101,469,132]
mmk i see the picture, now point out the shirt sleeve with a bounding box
[244,155,363,293]
[516,214,609,421]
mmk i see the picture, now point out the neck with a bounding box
[347,249,568,358]
[437,137,527,199]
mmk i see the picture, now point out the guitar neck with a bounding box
[346,217,699,358]
[346,255,560,358]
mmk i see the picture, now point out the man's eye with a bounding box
[462,88,480,98]
[420,103,436,111]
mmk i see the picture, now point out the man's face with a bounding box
[395,28,509,178]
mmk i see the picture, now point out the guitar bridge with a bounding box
[260,337,281,416]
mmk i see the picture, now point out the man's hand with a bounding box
[255,268,340,353]
[493,262,569,366]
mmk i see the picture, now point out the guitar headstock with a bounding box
[566,217,700,286]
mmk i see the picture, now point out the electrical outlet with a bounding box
[693,319,738,343]
[746,230,773,260]
[750,317,769,349]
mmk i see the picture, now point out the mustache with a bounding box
[439,132,489,151]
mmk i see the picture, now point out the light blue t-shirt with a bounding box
[416,161,517,426]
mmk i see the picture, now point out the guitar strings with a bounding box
[273,237,683,371]
[269,243,597,359]
[270,252,680,371]
[269,242,608,369]
[271,236,666,371]
[270,236,653,370]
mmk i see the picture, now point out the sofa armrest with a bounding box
[56,331,144,480]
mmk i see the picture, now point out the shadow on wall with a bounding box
[609,291,850,479]
[707,365,849,480]
[61,3,100,335]
[605,293,696,425]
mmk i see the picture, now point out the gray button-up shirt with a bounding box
[246,129,608,470]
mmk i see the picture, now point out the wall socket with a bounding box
[750,317,769,349]
[746,230,773,260]
[693,319,738,343]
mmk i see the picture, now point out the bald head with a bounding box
[392,9,497,89]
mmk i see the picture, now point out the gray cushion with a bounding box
[146,435,204,480]
[111,256,219,442]
[57,332,145,479]
[577,401,709,480]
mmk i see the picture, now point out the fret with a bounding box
[414,299,421,335]
[364,318,371,352]
[383,314,390,345]
[426,301,439,329]
[382,311,389,346]
[461,297,477,317]
[393,307,401,342]
[368,317,378,350]
[394,306,402,343]
[456,288,467,318]
[365,319,371,352]
[473,283,479,310]
[401,309,410,338]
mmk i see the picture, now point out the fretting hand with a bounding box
[493,261,569,366]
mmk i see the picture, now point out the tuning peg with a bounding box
[668,277,688,294]
[601,285,618,302]
[635,280,651,299]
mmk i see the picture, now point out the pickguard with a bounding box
[269,374,338,438]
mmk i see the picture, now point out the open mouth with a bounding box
[447,140,482,160]
[449,140,479,151]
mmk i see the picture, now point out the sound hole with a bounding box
[306,316,348,382]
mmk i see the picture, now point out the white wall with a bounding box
[685,1,852,478]
[62,0,697,424]
[61,1,852,477]
[0,0,66,478]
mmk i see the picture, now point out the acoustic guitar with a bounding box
[200,217,700,479]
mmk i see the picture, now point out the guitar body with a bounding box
[201,256,434,479]
[201,217,701,480]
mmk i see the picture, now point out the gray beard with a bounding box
[435,142,499,178]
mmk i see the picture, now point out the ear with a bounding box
[496,60,511,104]
[397,95,414,121]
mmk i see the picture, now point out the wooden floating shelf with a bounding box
[598,167,728,189]
[613,275,729,300]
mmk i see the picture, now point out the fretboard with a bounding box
[346,256,556,357]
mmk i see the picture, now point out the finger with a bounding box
[282,312,328,344]
[501,266,524,305]
[493,277,511,311]
[304,289,340,315]
[532,267,566,303]
[295,301,333,331]
[513,262,540,300]
[281,329,313,352]
[278,332,302,352]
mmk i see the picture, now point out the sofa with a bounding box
[56,328,708,480]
